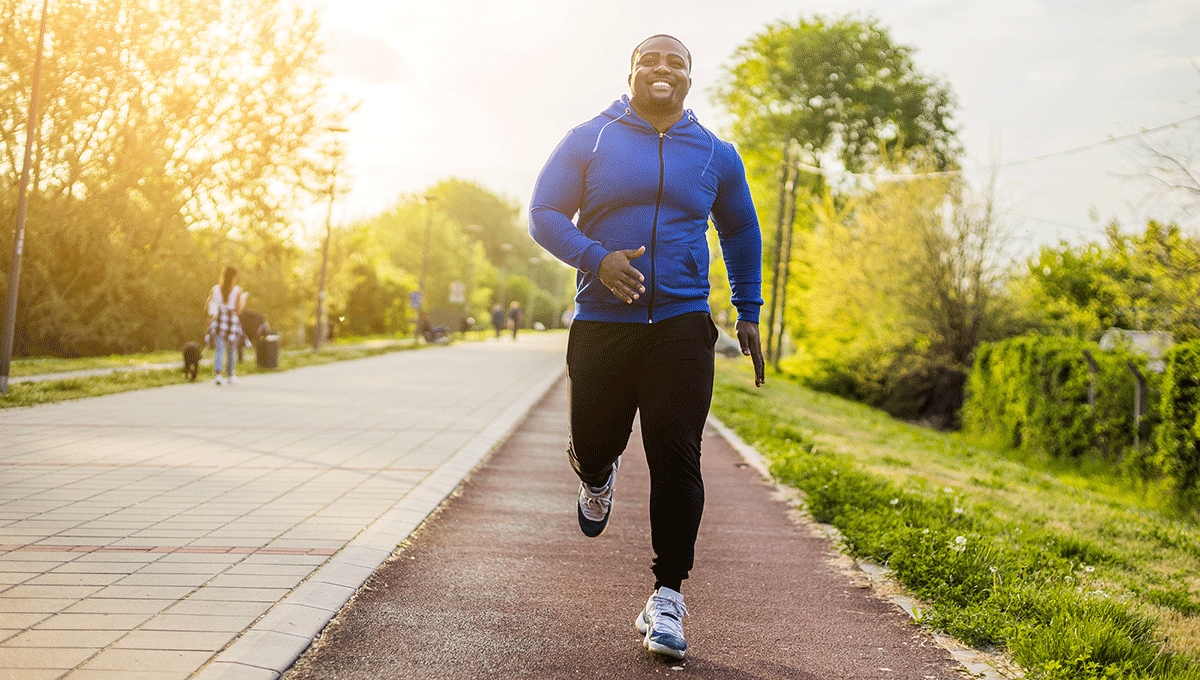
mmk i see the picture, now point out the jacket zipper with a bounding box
[648,132,665,323]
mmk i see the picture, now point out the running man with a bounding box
[529,34,765,659]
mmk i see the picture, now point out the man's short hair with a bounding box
[630,34,692,71]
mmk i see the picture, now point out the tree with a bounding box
[0,0,341,355]
[713,14,960,366]
[1014,221,1200,341]
[1137,123,1200,225]
[714,14,959,174]
[792,175,1012,427]
[427,178,539,267]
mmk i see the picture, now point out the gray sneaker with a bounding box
[576,458,619,538]
[635,587,688,659]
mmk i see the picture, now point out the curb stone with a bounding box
[191,364,566,680]
[706,415,1023,680]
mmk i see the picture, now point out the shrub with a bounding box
[1157,341,1200,502]
[963,336,1145,461]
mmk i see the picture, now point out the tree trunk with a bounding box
[764,140,795,363]
[773,155,801,369]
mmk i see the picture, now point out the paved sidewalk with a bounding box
[284,378,964,679]
[0,334,565,679]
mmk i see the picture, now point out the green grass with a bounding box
[713,359,1200,679]
[1,341,422,408]
[9,349,183,377]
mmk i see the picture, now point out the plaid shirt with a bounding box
[206,285,247,346]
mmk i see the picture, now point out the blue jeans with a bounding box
[214,336,235,377]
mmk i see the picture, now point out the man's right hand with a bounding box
[598,246,646,304]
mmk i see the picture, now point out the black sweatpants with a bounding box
[566,311,718,593]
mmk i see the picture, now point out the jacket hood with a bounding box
[592,96,702,153]
[611,95,706,123]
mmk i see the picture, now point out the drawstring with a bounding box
[595,108,715,178]
[593,108,631,152]
[689,112,716,177]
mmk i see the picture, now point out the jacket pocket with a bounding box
[652,242,710,302]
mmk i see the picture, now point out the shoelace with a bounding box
[579,483,612,521]
[649,595,688,639]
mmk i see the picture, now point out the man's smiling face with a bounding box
[628,36,692,112]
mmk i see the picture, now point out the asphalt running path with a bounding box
[284,378,963,679]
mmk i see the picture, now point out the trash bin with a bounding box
[256,333,281,369]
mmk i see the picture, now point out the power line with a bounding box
[796,112,1200,181]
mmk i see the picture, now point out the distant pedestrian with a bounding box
[205,266,249,385]
[491,303,505,339]
[508,301,523,340]
[529,34,764,660]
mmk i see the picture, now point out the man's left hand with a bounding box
[736,320,765,387]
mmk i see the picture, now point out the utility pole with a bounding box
[527,256,541,329]
[313,127,349,352]
[419,195,437,305]
[1,0,51,396]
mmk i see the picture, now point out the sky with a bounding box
[309,0,1200,255]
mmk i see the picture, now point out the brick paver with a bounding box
[0,335,565,679]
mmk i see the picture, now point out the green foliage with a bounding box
[963,336,1143,461]
[325,181,574,335]
[785,177,1015,427]
[1013,221,1200,341]
[714,13,959,174]
[713,377,1200,679]
[1157,342,1200,502]
[0,0,340,355]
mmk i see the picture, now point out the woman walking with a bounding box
[206,266,248,385]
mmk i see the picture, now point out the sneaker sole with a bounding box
[635,610,649,635]
[577,501,611,538]
[644,633,686,660]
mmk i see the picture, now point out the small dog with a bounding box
[182,341,202,382]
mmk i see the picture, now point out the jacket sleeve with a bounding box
[529,128,609,274]
[711,145,764,323]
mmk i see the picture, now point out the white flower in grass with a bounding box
[922,528,930,535]
[890,498,899,506]
[951,535,967,552]
[953,507,964,515]
[1084,565,1095,573]
[943,486,954,493]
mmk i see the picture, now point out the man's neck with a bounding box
[629,98,684,134]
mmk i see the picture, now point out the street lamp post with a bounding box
[413,195,436,343]
[313,126,349,352]
[419,195,436,306]
[464,224,483,331]
[498,242,514,307]
[526,256,541,329]
[0,0,51,396]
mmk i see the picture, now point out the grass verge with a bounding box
[1,342,421,409]
[713,359,1200,680]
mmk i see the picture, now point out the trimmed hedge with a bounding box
[1157,341,1200,501]
[963,336,1144,461]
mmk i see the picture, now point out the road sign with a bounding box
[409,290,423,310]
[449,281,465,304]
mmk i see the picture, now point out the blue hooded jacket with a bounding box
[530,96,763,324]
